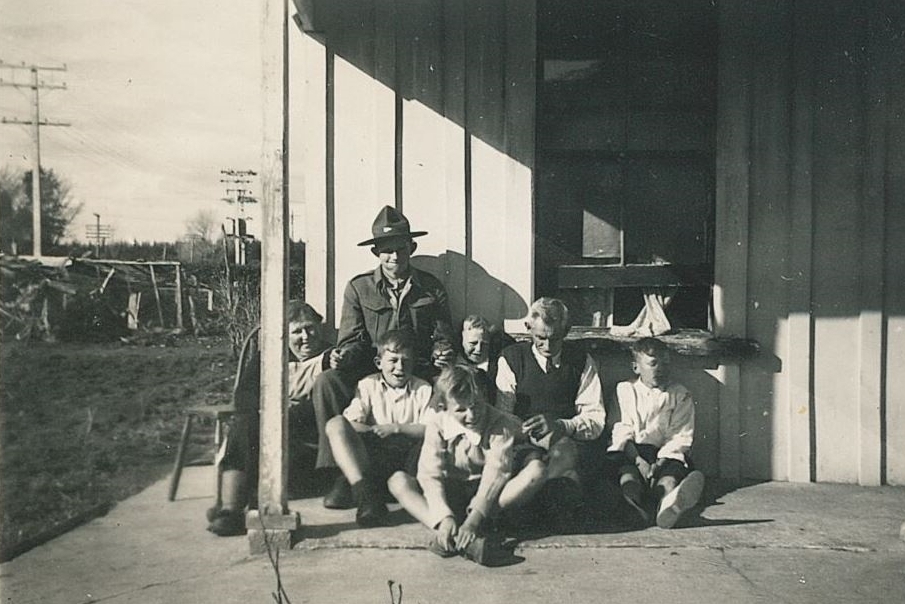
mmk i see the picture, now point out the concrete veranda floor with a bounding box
[1,465,903,604]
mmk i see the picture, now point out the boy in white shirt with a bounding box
[607,337,705,528]
[325,329,434,527]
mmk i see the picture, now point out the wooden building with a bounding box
[262,0,904,493]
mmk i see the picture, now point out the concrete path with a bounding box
[1,466,903,604]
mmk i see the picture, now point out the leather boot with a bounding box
[352,478,388,528]
[323,474,354,509]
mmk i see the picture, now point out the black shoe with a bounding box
[323,475,354,509]
[621,480,652,526]
[206,503,221,523]
[352,479,388,528]
[462,536,522,567]
[207,509,246,537]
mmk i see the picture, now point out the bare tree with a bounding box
[185,208,218,242]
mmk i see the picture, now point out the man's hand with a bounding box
[432,342,456,368]
[455,520,479,551]
[521,413,562,440]
[436,516,458,552]
[371,424,399,438]
[329,347,349,370]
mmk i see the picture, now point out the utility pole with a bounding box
[220,169,259,265]
[0,60,70,256]
[85,213,112,257]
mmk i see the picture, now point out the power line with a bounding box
[0,60,70,255]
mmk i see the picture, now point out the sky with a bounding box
[0,1,267,243]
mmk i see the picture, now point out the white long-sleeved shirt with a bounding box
[607,378,695,464]
[342,373,434,426]
[495,345,605,441]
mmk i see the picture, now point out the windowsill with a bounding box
[505,325,759,362]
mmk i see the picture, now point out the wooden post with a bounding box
[127,292,141,330]
[149,264,165,327]
[174,263,184,330]
[247,0,299,554]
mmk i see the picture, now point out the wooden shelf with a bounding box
[507,326,759,361]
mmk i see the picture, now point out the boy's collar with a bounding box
[442,412,486,446]
[635,377,671,392]
[377,372,413,391]
[530,345,561,369]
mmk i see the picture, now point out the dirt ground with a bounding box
[0,334,236,561]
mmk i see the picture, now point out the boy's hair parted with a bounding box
[525,297,571,332]
[287,300,323,324]
[630,336,671,359]
[375,328,417,356]
[431,363,493,412]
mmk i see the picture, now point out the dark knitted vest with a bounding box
[501,342,584,421]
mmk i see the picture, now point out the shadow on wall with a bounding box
[413,251,529,329]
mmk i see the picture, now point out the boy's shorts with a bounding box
[443,479,482,523]
[360,432,422,483]
[607,443,691,483]
[512,431,573,471]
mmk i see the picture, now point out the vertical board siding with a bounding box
[294,32,329,326]
[313,0,533,332]
[296,0,904,484]
[858,4,889,486]
[740,0,792,481]
[785,0,817,483]
[503,0,536,319]
[466,0,510,323]
[329,0,398,299]
[713,0,754,480]
[810,3,866,484]
[881,1,905,485]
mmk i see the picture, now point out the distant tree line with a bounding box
[0,166,82,256]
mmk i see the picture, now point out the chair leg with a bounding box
[168,414,194,501]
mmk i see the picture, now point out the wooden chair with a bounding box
[168,329,258,502]
[167,404,236,501]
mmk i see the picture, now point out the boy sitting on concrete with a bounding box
[324,329,434,527]
[388,364,526,566]
[607,337,705,528]
[495,297,606,530]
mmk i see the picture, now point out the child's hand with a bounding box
[455,521,479,551]
[436,516,458,552]
[371,424,399,438]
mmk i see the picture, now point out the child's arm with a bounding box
[342,381,374,432]
[371,423,425,438]
[371,380,433,439]
[608,381,640,453]
[558,354,606,440]
[656,386,695,464]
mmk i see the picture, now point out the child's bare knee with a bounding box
[523,459,548,486]
[387,471,413,494]
[324,415,347,438]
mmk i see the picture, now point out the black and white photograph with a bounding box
[1,1,904,602]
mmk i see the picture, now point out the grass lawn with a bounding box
[0,335,236,561]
